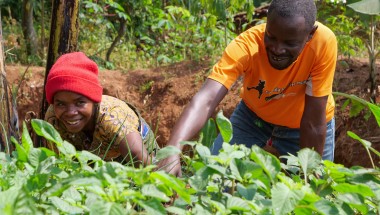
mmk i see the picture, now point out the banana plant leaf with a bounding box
[347,0,380,15]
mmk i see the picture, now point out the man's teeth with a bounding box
[273,56,283,61]
[66,120,80,125]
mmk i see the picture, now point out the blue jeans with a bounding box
[211,101,335,161]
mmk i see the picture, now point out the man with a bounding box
[158,0,337,176]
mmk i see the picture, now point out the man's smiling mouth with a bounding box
[271,55,288,62]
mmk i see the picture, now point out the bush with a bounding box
[0,106,379,214]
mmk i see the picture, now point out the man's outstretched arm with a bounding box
[156,78,228,176]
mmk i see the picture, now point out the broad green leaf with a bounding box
[62,187,82,202]
[348,171,380,185]
[196,144,211,161]
[108,2,125,12]
[28,148,48,167]
[271,183,304,215]
[89,201,125,215]
[155,146,181,161]
[39,147,56,156]
[37,156,57,174]
[348,0,380,15]
[50,197,84,214]
[333,183,374,197]
[230,158,262,182]
[150,172,190,203]
[199,118,217,148]
[77,150,102,164]
[341,98,351,110]
[193,203,212,215]
[179,140,197,147]
[26,174,49,191]
[69,177,103,187]
[349,99,365,117]
[367,103,380,127]
[58,141,77,158]
[298,148,321,182]
[31,119,63,146]
[216,111,232,143]
[337,202,356,215]
[21,122,33,153]
[337,193,368,214]
[347,131,371,148]
[336,193,365,205]
[188,174,209,191]
[138,198,167,215]
[166,206,187,215]
[324,162,355,183]
[230,159,243,181]
[85,185,107,197]
[207,164,227,175]
[141,184,171,202]
[236,184,257,201]
[250,145,281,182]
[313,199,339,215]
[13,186,38,215]
[14,142,28,162]
[0,188,19,214]
[209,199,227,212]
[226,195,250,211]
[190,166,218,191]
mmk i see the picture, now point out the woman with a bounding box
[44,52,157,166]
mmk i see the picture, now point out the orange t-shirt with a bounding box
[208,22,337,128]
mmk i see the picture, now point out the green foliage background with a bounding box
[1,0,372,70]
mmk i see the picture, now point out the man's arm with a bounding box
[300,94,328,156]
[157,78,228,176]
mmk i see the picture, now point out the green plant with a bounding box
[0,108,379,214]
[139,80,155,94]
[334,92,380,168]
[347,0,380,101]
[1,120,188,214]
[317,0,366,58]
[174,110,380,214]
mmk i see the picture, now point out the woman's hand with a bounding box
[156,154,182,177]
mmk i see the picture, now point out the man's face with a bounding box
[264,13,314,70]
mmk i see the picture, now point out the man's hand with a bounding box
[156,155,182,177]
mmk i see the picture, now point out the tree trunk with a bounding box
[37,0,80,146]
[40,0,45,56]
[368,16,377,102]
[0,12,17,153]
[22,0,38,55]
[106,19,126,62]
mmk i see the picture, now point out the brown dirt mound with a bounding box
[5,57,380,168]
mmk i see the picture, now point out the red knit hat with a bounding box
[45,52,103,104]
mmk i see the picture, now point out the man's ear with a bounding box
[307,25,318,41]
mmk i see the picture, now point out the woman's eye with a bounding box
[77,101,86,106]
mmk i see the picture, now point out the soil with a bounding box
[4,57,380,168]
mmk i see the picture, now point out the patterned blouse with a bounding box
[45,95,153,162]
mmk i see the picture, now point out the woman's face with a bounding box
[53,91,96,133]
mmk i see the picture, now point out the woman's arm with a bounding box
[119,131,151,166]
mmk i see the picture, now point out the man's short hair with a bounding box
[267,0,317,31]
